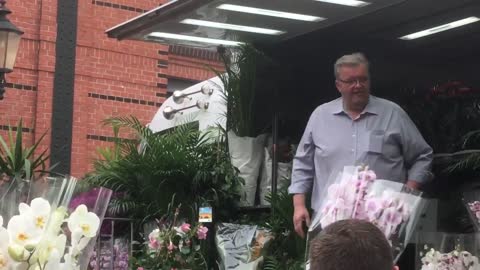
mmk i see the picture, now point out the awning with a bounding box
[105,0,407,49]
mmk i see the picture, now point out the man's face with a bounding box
[335,64,370,108]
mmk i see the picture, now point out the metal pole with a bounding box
[271,89,279,214]
[96,233,101,270]
[110,219,114,270]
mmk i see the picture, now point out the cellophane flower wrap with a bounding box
[416,232,480,270]
[308,165,425,262]
[89,238,129,270]
[0,176,112,270]
[462,191,480,232]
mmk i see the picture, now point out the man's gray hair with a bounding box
[334,52,369,79]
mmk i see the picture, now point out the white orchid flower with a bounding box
[37,234,67,266]
[68,205,100,239]
[19,198,51,231]
[67,204,100,256]
[61,253,77,270]
[7,215,43,248]
[1,219,13,270]
[43,249,61,270]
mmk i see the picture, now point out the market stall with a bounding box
[102,0,480,269]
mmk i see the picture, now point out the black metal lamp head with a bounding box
[0,0,23,99]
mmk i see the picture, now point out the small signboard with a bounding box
[199,206,213,223]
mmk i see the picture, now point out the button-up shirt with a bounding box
[288,96,433,211]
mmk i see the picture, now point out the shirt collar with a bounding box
[330,95,380,115]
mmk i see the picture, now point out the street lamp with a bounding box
[0,0,23,100]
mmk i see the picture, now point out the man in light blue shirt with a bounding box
[288,53,433,238]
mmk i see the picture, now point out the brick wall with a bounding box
[0,0,56,163]
[73,0,169,176]
[1,0,223,178]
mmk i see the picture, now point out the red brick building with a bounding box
[2,0,223,177]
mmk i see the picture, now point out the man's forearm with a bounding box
[293,194,307,209]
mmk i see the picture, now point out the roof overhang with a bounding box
[106,0,407,49]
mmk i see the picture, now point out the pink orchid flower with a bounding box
[167,241,176,251]
[180,223,191,233]
[197,225,208,240]
[358,170,376,181]
[148,238,159,249]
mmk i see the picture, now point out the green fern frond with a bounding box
[263,256,282,270]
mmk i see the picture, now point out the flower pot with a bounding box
[228,131,267,206]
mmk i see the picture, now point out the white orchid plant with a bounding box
[420,246,480,270]
[0,197,100,270]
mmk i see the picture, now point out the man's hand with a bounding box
[293,194,310,238]
[406,180,421,190]
[293,206,310,238]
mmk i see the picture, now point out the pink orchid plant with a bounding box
[315,166,423,261]
[319,167,377,226]
[133,206,209,270]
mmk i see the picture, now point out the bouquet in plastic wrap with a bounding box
[0,176,112,270]
[132,205,209,270]
[463,191,480,231]
[308,165,425,261]
[416,232,480,270]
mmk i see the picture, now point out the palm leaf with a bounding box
[210,44,268,137]
[462,130,480,148]
[86,115,243,221]
[446,151,480,172]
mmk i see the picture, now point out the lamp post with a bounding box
[0,0,23,100]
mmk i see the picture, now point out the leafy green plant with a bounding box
[445,130,480,172]
[0,119,53,220]
[213,44,269,137]
[0,119,50,180]
[86,116,243,222]
[389,83,480,154]
[261,185,306,270]
[263,256,304,270]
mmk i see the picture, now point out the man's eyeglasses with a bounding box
[337,77,369,86]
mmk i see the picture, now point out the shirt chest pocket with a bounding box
[367,130,385,154]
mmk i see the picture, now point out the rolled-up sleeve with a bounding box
[288,113,317,194]
[399,109,433,184]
